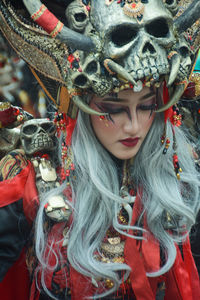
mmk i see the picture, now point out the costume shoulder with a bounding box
[0,150,31,286]
[0,149,38,214]
[0,149,28,181]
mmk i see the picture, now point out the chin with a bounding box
[112,151,138,160]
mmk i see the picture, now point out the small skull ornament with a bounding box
[163,0,179,16]
[65,0,89,33]
[71,54,101,89]
[20,119,57,156]
[71,53,112,95]
[176,35,193,81]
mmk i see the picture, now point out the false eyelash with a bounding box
[106,114,114,123]
[96,103,124,115]
[150,104,157,117]
[138,103,157,111]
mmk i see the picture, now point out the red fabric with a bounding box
[0,106,16,127]
[164,240,200,300]
[23,163,39,223]
[124,194,159,300]
[0,160,38,300]
[163,82,173,123]
[0,161,32,207]
[65,116,77,146]
[70,267,95,300]
[164,268,182,300]
[124,194,200,300]
[182,238,200,299]
[172,244,193,299]
[170,239,200,300]
[33,6,63,35]
[0,159,39,222]
[0,248,30,300]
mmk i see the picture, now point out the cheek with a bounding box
[89,101,120,130]
[143,113,155,134]
[90,115,117,135]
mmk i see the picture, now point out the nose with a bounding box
[123,111,139,135]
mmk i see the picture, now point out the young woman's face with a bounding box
[90,87,156,160]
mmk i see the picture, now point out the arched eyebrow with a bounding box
[139,91,155,101]
[101,91,155,103]
[101,97,126,102]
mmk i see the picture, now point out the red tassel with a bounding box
[65,116,77,146]
[163,82,173,123]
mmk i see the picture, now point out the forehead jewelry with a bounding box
[105,0,149,23]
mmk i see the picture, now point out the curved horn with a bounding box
[104,59,136,85]
[22,0,95,52]
[156,83,185,113]
[175,0,200,34]
[72,95,107,116]
[167,52,181,87]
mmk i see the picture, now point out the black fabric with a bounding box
[0,199,30,282]
[190,210,200,275]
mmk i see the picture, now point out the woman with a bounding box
[28,86,199,300]
[0,0,200,299]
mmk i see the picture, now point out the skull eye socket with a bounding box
[145,18,169,38]
[111,26,138,47]
[74,75,88,87]
[165,0,175,4]
[41,123,54,133]
[74,12,87,22]
[86,61,98,75]
[179,46,189,58]
[22,125,38,135]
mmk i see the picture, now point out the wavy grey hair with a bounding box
[34,109,200,299]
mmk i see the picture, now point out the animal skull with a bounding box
[90,0,176,83]
[20,119,56,156]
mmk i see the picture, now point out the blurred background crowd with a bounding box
[0,34,49,118]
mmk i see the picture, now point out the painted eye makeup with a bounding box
[137,98,156,109]
[137,98,157,116]
[95,102,131,122]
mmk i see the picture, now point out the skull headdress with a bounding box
[0,0,199,117]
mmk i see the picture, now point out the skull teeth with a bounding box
[31,137,54,150]
[130,62,169,83]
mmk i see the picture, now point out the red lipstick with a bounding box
[120,137,139,147]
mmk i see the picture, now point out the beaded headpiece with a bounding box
[0,0,199,118]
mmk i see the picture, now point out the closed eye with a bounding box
[137,103,157,111]
[137,97,157,111]
[95,102,126,114]
[95,102,131,122]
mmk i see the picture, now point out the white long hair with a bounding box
[34,109,200,299]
